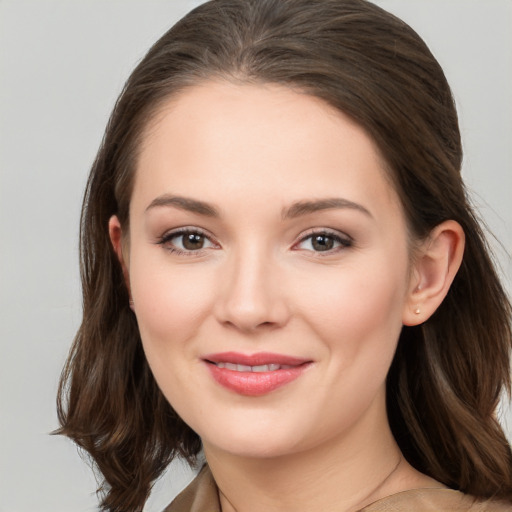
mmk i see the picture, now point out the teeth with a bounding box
[252,364,273,372]
[214,362,289,372]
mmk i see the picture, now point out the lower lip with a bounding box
[206,363,311,396]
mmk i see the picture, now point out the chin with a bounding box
[199,421,308,460]
[208,439,301,460]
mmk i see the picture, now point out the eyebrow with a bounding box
[145,194,372,220]
[145,194,220,217]
[282,198,372,220]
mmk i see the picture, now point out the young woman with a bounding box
[57,0,512,510]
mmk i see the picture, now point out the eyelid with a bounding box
[292,227,353,252]
[159,225,213,241]
[157,226,220,254]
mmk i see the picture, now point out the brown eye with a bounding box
[159,229,216,253]
[296,231,352,253]
[311,234,335,251]
[182,232,206,250]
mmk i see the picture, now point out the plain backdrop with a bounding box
[1,1,511,511]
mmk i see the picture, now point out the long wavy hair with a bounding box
[56,0,512,510]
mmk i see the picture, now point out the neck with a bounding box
[203,391,430,512]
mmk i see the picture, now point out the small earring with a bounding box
[414,306,421,315]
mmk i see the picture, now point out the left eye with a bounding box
[296,232,351,252]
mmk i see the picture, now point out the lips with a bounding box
[203,352,312,396]
[214,362,293,372]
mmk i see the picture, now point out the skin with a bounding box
[110,81,464,511]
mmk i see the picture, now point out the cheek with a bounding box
[130,262,218,411]
[129,257,216,353]
[298,259,409,362]
[298,264,407,430]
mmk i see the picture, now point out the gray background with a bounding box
[1,1,510,511]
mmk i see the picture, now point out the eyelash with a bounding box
[293,229,353,255]
[157,227,217,256]
[156,227,353,256]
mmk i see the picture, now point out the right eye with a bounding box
[158,228,217,255]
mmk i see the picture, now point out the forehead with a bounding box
[132,81,402,219]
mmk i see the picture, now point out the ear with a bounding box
[402,220,465,326]
[108,215,132,300]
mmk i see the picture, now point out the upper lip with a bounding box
[203,351,310,366]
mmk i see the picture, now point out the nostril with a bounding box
[213,268,291,331]
[221,319,278,332]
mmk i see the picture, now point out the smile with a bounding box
[212,362,294,372]
[203,352,312,396]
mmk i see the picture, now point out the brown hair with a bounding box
[56,0,512,510]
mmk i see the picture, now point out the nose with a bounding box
[214,247,290,333]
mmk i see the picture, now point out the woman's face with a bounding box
[122,81,417,459]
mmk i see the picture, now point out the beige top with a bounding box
[163,465,511,512]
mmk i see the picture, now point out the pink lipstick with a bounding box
[203,352,312,396]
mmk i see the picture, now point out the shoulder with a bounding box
[162,466,512,512]
[361,488,512,511]
[162,464,220,512]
